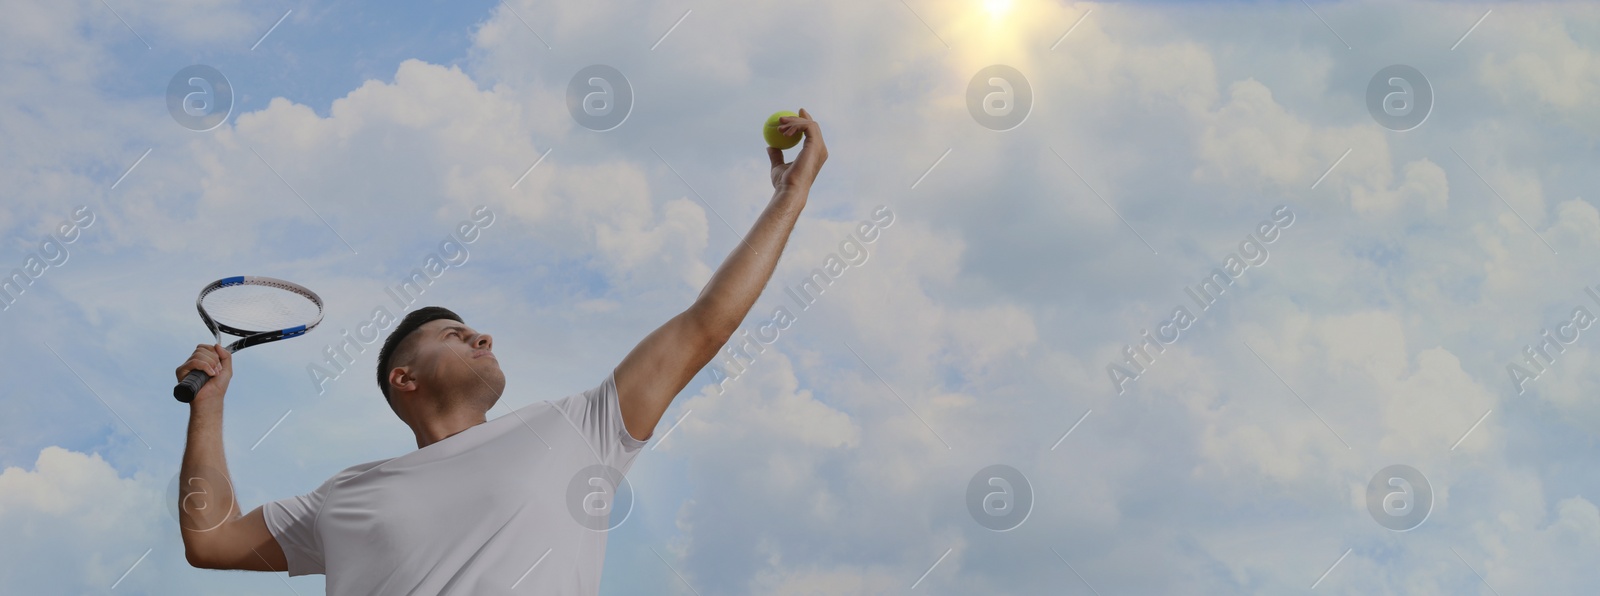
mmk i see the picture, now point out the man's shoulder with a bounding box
[326,457,394,485]
[551,376,616,418]
[508,374,614,418]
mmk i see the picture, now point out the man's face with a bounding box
[396,318,506,403]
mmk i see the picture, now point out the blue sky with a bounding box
[97,1,499,117]
[4,0,1600,594]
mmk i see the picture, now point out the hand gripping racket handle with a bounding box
[174,369,212,403]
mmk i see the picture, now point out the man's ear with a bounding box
[388,366,416,395]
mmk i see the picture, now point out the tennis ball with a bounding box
[763,110,802,150]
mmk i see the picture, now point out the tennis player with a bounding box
[175,110,827,594]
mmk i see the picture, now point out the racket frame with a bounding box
[174,276,323,403]
[197,275,324,351]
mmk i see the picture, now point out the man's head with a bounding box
[376,307,505,419]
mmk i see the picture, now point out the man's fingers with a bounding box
[180,344,222,377]
[798,122,824,156]
[791,110,821,143]
[178,357,212,380]
[213,343,231,366]
[767,146,784,168]
[792,118,826,178]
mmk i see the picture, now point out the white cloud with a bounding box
[1473,495,1600,592]
[0,447,167,592]
[1479,5,1600,135]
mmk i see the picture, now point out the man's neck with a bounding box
[411,405,489,449]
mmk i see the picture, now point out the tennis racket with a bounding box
[174,276,324,403]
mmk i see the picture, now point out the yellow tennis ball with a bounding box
[763,110,802,149]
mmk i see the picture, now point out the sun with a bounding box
[984,0,1013,20]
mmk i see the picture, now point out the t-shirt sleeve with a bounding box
[553,368,650,469]
[261,475,334,576]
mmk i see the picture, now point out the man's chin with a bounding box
[454,365,505,399]
[481,367,507,396]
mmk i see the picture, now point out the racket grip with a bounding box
[174,369,212,403]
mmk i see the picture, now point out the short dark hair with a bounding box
[377,306,463,404]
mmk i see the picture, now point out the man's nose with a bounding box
[475,333,492,350]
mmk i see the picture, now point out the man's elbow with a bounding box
[183,536,227,570]
[682,304,734,347]
[185,546,214,570]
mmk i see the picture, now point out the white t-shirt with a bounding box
[262,369,650,595]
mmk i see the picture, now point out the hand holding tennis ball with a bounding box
[765,108,828,190]
[764,110,803,149]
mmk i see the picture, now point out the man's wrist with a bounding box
[774,183,810,198]
[189,394,225,413]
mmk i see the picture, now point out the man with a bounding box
[175,109,828,594]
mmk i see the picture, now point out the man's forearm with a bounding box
[690,185,809,338]
[178,399,242,551]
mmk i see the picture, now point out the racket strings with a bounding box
[202,285,321,332]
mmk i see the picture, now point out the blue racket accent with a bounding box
[282,325,308,337]
[220,276,246,286]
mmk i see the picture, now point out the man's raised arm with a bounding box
[176,343,290,572]
[614,108,830,440]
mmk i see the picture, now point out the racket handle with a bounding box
[174,369,211,403]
